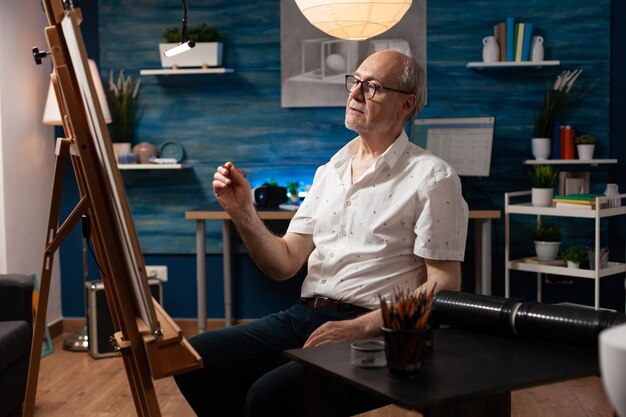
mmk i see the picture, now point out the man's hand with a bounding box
[212,161,252,213]
[303,310,383,348]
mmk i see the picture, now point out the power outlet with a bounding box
[145,265,168,282]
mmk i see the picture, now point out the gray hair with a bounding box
[396,55,425,121]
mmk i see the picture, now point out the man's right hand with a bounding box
[212,161,252,214]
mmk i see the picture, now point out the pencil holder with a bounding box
[381,326,428,378]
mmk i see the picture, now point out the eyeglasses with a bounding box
[344,74,414,99]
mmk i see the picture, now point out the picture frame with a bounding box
[558,171,590,195]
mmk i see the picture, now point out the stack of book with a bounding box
[494,18,534,62]
[552,193,606,210]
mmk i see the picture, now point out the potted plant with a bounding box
[533,222,562,261]
[160,23,223,68]
[560,245,587,268]
[532,69,583,160]
[286,181,302,204]
[105,70,141,159]
[528,164,558,207]
[574,134,597,160]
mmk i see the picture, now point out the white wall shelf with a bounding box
[118,163,192,170]
[139,68,234,76]
[504,190,626,309]
[524,159,618,165]
[466,60,560,69]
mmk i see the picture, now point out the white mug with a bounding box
[482,36,499,62]
[531,36,544,62]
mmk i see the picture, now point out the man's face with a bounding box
[344,51,408,136]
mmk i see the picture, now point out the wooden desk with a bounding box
[284,327,599,417]
[186,203,501,332]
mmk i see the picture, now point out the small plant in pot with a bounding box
[528,164,558,207]
[560,245,587,268]
[574,134,597,160]
[160,23,223,68]
[286,181,302,204]
[105,70,141,161]
[533,222,561,261]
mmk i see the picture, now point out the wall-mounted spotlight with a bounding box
[163,0,196,57]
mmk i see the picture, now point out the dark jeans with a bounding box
[175,303,380,417]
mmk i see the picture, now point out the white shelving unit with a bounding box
[505,190,626,309]
[466,60,560,69]
[524,159,618,165]
[118,163,191,170]
[139,68,234,76]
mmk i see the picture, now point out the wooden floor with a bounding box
[30,329,614,417]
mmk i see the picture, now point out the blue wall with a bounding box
[61,0,624,318]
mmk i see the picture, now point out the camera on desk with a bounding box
[254,184,288,207]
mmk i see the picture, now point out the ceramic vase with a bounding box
[532,138,551,160]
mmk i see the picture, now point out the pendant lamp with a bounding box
[295,0,412,41]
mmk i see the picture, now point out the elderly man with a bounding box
[175,49,468,417]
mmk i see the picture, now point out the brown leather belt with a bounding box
[301,297,371,316]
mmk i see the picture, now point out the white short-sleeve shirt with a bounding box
[287,130,468,310]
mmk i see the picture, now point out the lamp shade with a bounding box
[43,59,112,125]
[295,0,412,41]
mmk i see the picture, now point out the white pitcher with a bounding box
[482,36,499,62]
[531,36,544,62]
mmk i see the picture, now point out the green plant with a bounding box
[534,69,582,138]
[528,164,558,188]
[532,222,562,242]
[162,23,222,43]
[105,70,141,143]
[574,134,597,145]
[560,245,587,264]
[286,181,301,197]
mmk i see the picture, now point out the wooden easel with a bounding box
[24,2,203,416]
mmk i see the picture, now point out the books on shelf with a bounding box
[521,23,533,61]
[505,17,514,61]
[553,193,606,209]
[495,22,506,63]
[494,18,535,62]
[553,193,604,204]
[555,202,596,210]
[522,256,567,266]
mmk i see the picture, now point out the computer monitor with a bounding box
[411,117,495,177]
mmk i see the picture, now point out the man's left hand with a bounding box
[303,320,361,348]
[303,309,382,348]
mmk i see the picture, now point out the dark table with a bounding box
[285,327,599,417]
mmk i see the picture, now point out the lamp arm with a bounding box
[180,0,189,43]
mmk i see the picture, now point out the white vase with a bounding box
[531,138,551,160]
[576,144,595,160]
[531,187,553,207]
[534,241,560,261]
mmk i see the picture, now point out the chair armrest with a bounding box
[0,274,34,326]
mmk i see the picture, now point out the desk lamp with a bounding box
[163,0,196,57]
[43,60,110,352]
[295,0,412,41]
